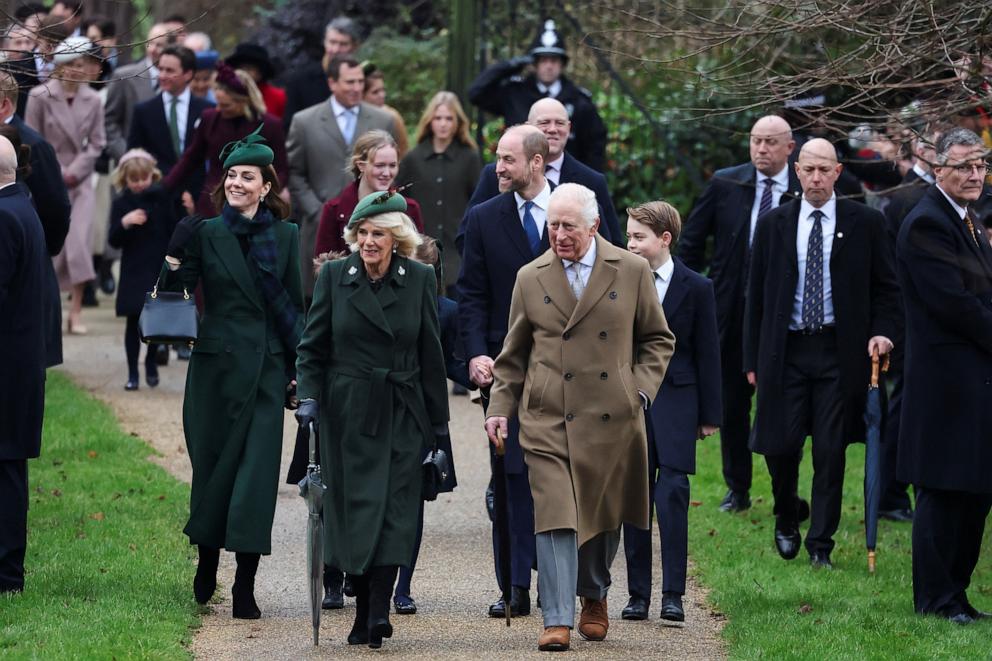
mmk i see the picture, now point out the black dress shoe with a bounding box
[146,373,160,388]
[125,379,139,391]
[81,282,99,307]
[809,551,833,570]
[488,587,531,617]
[718,490,751,513]
[660,593,685,622]
[393,594,417,614]
[948,612,975,625]
[879,508,913,523]
[322,584,344,609]
[964,603,990,620]
[774,522,802,560]
[155,344,170,366]
[621,596,649,620]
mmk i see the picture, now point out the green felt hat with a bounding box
[220,124,274,169]
[347,189,409,228]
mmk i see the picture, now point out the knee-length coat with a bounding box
[161,215,303,553]
[296,252,448,575]
[25,79,105,289]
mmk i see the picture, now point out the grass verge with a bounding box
[0,371,198,659]
[688,434,992,659]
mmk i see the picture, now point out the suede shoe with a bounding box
[621,596,649,620]
[538,626,570,652]
[578,597,608,641]
[718,490,751,513]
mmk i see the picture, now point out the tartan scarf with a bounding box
[221,203,301,352]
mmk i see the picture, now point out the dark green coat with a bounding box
[161,217,303,554]
[296,253,448,574]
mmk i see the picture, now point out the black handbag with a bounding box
[422,443,450,502]
[138,280,198,345]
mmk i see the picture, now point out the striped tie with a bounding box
[758,178,774,218]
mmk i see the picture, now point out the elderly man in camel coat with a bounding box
[486,183,674,652]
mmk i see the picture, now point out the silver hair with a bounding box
[184,32,212,51]
[549,182,599,227]
[0,136,16,183]
[326,16,361,43]
[935,127,986,165]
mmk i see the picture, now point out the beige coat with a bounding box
[488,236,675,547]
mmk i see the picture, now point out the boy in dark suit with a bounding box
[621,201,722,622]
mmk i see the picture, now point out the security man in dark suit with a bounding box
[468,19,608,172]
[896,128,992,624]
[0,135,49,593]
[456,97,621,253]
[620,201,721,623]
[679,115,801,514]
[458,124,553,618]
[744,138,900,569]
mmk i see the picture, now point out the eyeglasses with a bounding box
[949,163,992,176]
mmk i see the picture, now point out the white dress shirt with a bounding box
[161,88,191,152]
[562,234,597,295]
[791,195,837,329]
[912,162,935,184]
[936,185,968,220]
[750,164,791,244]
[545,153,564,186]
[515,181,552,239]
[536,80,562,98]
[330,96,359,141]
[653,256,675,305]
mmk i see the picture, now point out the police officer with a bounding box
[468,19,608,173]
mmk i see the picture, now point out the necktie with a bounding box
[568,262,585,300]
[168,96,181,156]
[801,210,825,331]
[342,109,356,145]
[758,177,774,218]
[522,201,541,256]
[964,209,981,247]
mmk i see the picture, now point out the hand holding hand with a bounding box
[122,209,147,228]
[485,416,509,453]
[469,355,495,387]
[698,424,719,439]
[166,214,205,260]
[867,336,894,356]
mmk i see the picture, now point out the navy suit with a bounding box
[127,92,214,196]
[458,191,551,590]
[455,154,622,254]
[622,258,722,599]
[0,183,49,592]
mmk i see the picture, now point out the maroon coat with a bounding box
[313,180,423,256]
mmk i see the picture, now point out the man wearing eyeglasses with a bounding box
[896,127,992,625]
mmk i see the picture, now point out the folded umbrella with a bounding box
[863,347,889,573]
[297,421,326,645]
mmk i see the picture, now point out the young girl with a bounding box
[107,149,180,390]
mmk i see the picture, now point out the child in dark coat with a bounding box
[107,149,180,390]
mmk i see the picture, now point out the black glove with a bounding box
[166,214,206,260]
[295,398,318,430]
[509,54,533,70]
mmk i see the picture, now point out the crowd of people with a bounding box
[1,3,990,654]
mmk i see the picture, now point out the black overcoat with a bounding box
[896,186,992,494]
[744,198,900,454]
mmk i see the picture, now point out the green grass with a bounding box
[688,434,992,660]
[0,372,199,660]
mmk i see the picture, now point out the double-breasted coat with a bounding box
[487,236,674,546]
[25,79,106,290]
[296,253,449,574]
[161,215,303,553]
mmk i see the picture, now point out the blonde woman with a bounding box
[163,62,289,216]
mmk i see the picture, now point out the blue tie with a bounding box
[341,108,356,145]
[802,210,825,331]
[522,201,541,256]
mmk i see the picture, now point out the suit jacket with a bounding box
[896,186,992,494]
[487,235,674,545]
[439,295,473,390]
[286,100,396,296]
[127,92,214,196]
[648,258,722,474]
[679,161,802,348]
[456,154,621,252]
[104,59,157,161]
[0,184,48,460]
[884,169,931,244]
[744,198,900,454]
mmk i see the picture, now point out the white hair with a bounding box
[549,182,599,227]
[343,211,423,257]
[0,135,17,184]
[184,32,212,52]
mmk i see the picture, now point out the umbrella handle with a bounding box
[870,348,880,387]
[868,550,876,574]
[495,428,506,457]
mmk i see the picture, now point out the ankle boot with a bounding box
[347,574,370,645]
[232,552,261,619]
[367,565,398,648]
[193,545,220,604]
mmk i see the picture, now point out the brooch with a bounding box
[348,266,358,275]
[836,232,844,238]
[398,266,406,275]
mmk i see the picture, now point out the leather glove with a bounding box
[295,398,318,431]
[509,54,533,70]
[166,214,205,260]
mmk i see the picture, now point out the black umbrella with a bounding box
[297,421,325,645]
[494,428,512,627]
[864,348,889,573]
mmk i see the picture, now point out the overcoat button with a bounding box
[609,291,618,299]
[544,296,551,304]
[436,176,443,183]
[566,413,574,421]
[599,331,607,339]
[986,379,991,385]
[225,345,232,353]
[564,372,573,380]
[600,372,608,380]
[563,331,571,340]
[601,414,610,422]
[436,200,443,206]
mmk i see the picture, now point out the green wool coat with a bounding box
[161,217,303,554]
[296,252,448,575]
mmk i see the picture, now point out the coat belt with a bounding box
[331,364,433,443]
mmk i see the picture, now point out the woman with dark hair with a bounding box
[161,127,303,620]
[164,62,289,217]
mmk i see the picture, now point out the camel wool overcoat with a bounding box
[488,236,675,547]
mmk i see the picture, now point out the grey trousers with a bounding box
[536,528,620,627]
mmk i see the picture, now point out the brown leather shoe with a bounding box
[538,626,570,652]
[578,597,609,641]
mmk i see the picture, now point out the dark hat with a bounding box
[347,189,408,228]
[220,124,274,170]
[529,19,568,63]
[215,61,249,96]
[195,49,219,71]
[226,43,275,81]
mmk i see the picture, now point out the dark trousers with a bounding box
[124,315,160,380]
[720,303,754,493]
[394,499,425,598]
[623,437,690,599]
[880,367,913,511]
[765,330,846,555]
[912,487,992,616]
[0,459,28,592]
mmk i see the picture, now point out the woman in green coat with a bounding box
[162,127,304,619]
[295,191,449,649]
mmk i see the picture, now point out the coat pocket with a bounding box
[525,362,553,414]
[617,362,640,414]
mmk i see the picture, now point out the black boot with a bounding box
[367,565,398,648]
[232,552,261,619]
[347,574,370,645]
[193,545,219,604]
[322,565,344,609]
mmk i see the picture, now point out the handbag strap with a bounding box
[150,275,190,300]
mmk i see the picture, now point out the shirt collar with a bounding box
[654,256,675,282]
[536,80,562,97]
[799,194,837,222]
[514,180,552,213]
[563,234,598,269]
[546,153,565,173]
[936,184,968,219]
[912,162,935,184]
[756,163,790,189]
[330,95,358,117]
[162,87,190,105]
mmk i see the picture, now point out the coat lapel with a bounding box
[341,254,394,338]
[536,254,576,320]
[830,199,854,266]
[207,230,264,310]
[499,194,537,262]
[318,102,348,152]
[777,200,800,269]
[662,259,690,319]
[565,236,618,332]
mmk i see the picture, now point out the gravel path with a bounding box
[58,301,726,659]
